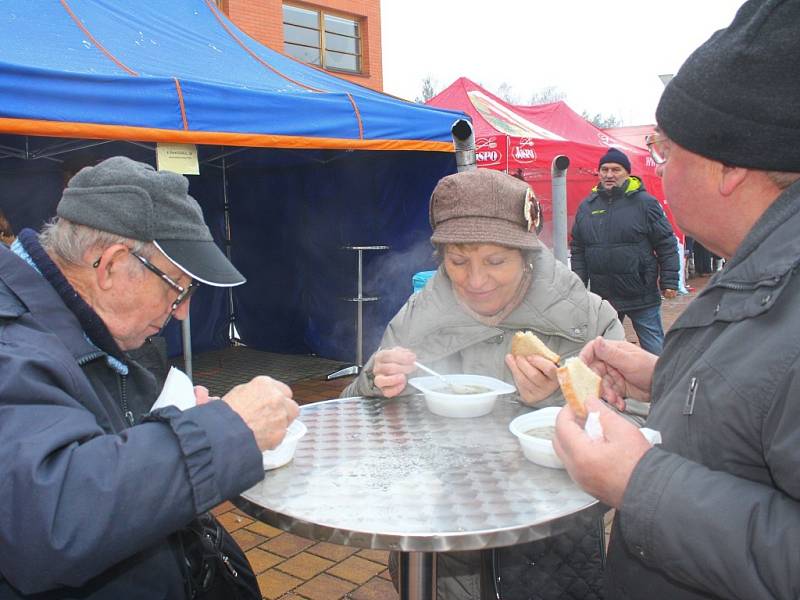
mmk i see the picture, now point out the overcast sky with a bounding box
[381,1,745,126]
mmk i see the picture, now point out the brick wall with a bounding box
[223,0,383,91]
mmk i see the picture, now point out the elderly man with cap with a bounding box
[570,146,680,355]
[0,156,298,598]
[554,1,800,599]
[343,168,624,599]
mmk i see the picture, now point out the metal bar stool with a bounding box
[327,245,389,380]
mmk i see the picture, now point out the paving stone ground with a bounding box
[211,274,712,600]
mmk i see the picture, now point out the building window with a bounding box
[283,4,362,74]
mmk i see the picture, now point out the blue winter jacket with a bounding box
[0,232,264,599]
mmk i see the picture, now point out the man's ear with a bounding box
[719,165,749,197]
[91,244,130,291]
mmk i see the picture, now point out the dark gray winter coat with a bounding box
[606,179,800,599]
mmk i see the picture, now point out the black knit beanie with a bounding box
[598,147,631,173]
[656,0,800,172]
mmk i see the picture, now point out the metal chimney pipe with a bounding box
[551,155,570,265]
[451,119,476,172]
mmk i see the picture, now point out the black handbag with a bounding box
[179,512,261,600]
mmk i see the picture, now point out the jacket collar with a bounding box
[590,175,644,200]
[722,179,800,282]
[8,229,128,365]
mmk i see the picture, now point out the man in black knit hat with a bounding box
[554,1,800,598]
[571,146,679,355]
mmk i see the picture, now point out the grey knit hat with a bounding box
[429,169,539,250]
[57,156,245,286]
[656,0,800,171]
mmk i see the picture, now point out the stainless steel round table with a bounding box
[235,395,602,600]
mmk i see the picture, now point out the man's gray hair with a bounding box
[765,171,800,190]
[39,217,156,269]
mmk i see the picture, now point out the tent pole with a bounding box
[222,156,237,344]
[181,313,193,380]
[551,155,570,265]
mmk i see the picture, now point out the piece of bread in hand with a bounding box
[511,331,560,364]
[556,357,601,419]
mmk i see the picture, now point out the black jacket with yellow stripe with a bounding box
[570,176,679,313]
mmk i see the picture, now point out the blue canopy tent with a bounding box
[0,0,465,361]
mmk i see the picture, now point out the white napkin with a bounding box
[152,366,197,411]
[639,427,662,445]
[584,411,604,440]
[584,410,662,445]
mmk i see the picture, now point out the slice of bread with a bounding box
[556,357,601,418]
[511,331,560,364]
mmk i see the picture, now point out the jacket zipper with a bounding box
[77,351,105,366]
[714,276,781,292]
[683,377,698,415]
[120,374,134,426]
[77,352,134,427]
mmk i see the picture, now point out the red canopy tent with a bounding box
[427,77,681,246]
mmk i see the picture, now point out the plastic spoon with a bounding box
[413,361,472,394]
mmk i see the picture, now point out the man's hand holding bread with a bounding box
[578,337,657,410]
[553,337,658,508]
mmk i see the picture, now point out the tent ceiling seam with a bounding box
[345,93,364,140]
[59,0,138,77]
[173,79,190,130]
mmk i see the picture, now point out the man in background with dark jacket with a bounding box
[570,147,679,354]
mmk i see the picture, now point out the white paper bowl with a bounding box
[262,419,307,470]
[509,407,662,469]
[509,407,564,468]
[408,374,516,418]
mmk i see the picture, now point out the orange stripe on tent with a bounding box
[345,93,364,140]
[204,0,321,93]
[173,79,189,130]
[59,0,138,77]
[0,117,455,153]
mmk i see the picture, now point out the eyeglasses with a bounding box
[93,250,199,312]
[130,251,198,312]
[645,133,670,165]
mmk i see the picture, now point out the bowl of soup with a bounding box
[510,407,662,469]
[408,374,516,418]
[509,407,564,468]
